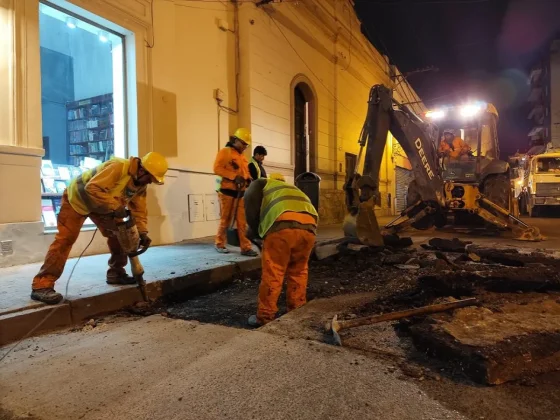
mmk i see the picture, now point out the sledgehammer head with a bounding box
[327,314,343,346]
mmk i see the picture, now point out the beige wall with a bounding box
[0,0,424,266]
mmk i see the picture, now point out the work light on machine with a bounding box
[425,109,446,120]
[459,103,484,118]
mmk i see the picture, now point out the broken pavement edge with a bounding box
[0,257,262,347]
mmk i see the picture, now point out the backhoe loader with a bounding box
[343,84,543,246]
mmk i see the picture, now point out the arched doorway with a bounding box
[292,79,317,178]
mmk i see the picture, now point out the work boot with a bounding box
[215,246,230,254]
[247,315,262,328]
[241,249,258,257]
[106,273,136,285]
[30,288,63,305]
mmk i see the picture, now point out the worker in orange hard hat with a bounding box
[213,128,258,257]
[243,173,318,326]
[438,129,471,160]
[31,152,168,305]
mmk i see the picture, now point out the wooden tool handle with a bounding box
[338,298,477,331]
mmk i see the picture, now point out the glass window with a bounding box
[536,157,560,173]
[38,2,126,229]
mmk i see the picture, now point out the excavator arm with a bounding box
[344,85,444,245]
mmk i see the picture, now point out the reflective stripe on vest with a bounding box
[250,157,261,179]
[258,179,318,238]
[67,158,130,215]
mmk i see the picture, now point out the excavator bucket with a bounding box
[511,225,545,242]
[342,198,384,246]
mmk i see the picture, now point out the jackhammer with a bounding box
[113,210,150,302]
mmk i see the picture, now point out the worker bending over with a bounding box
[244,173,318,326]
[213,128,258,256]
[248,145,268,180]
[31,152,168,305]
[438,129,471,160]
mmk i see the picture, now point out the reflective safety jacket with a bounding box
[67,157,148,232]
[438,136,471,159]
[244,178,318,239]
[213,143,250,194]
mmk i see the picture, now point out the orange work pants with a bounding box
[32,192,128,290]
[215,193,252,252]
[257,228,316,324]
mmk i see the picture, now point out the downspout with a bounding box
[333,1,339,190]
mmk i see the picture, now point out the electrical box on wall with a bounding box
[188,194,205,223]
[217,19,230,32]
[214,88,224,103]
[205,194,221,221]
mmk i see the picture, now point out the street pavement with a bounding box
[0,316,466,420]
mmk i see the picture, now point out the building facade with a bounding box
[527,39,560,151]
[0,0,422,267]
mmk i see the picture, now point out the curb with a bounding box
[0,257,261,347]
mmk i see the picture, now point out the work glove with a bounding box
[113,207,128,219]
[139,232,152,248]
[234,175,245,190]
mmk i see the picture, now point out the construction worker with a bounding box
[248,146,268,180]
[243,173,318,326]
[213,128,258,256]
[438,129,471,160]
[31,152,169,305]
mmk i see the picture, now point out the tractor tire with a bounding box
[481,174,510,211]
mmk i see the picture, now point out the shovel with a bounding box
[226,191,242,247]
[326,298,477,346]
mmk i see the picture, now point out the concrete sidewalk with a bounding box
[0,225,347,345]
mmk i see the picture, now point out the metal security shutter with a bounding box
[395,167,414,212]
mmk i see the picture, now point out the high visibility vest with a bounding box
[250,157,261,179]
[67,157,131,215]
[259,179,318,238]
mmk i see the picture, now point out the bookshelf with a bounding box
[67,93,114,166]
[39,92,114,230]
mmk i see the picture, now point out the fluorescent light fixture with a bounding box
[66,17,77,29]
[98,31,109,43]
[425,109,446,120]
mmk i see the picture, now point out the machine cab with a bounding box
[425,103,500,183]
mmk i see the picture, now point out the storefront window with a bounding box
[39,2,126,229]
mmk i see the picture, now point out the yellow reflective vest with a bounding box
[258,179,318,238]
[250,157,261,179]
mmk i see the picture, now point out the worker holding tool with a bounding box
[213,128,258,256]
[438,129,471,160]
[31,152,168,305]
[248,146,268,180]
[243,173,318,326]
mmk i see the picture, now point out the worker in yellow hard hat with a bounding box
[243,172,318,326]
[31,152,168,304]
[213,128,258,256]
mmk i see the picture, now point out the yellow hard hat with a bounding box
[233,128,252,145]
[269,173,285,182]
[141,152,168,185]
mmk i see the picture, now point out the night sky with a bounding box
[354,0,560,158]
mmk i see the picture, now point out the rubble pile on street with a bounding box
[336,237,560,385]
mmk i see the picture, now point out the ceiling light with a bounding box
[66,17,77,29]
[98,31,109,43]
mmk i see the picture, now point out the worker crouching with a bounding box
[213,128,258,257]
[244,173,318,326]
[31,152,168,305]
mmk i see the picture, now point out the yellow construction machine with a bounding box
[343,85,543,245]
